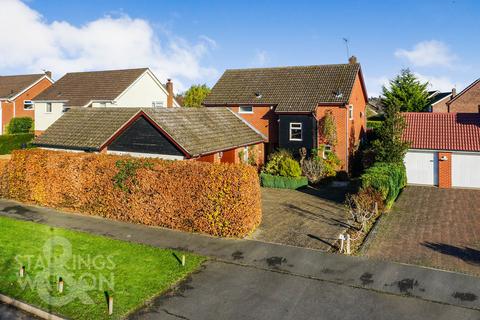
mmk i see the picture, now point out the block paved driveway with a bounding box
[250,186,353,251]
[364,186,480,276]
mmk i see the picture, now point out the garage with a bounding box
[404,151,438,185]
[403,112,480,189]
[452,153,480,188]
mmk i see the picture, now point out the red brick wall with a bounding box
[2,77,52,133]
[448,80,480,113]
[196,142,264,166]
[438,152,452,188]
[431,100,449,113]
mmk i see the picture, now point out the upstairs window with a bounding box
[45,103,52,113]
[152,101,164,108]
[23,100,34,110]
[323,145,332,159]
[348,105,354,120]
[289,123,303,141]
[239,106,253,114]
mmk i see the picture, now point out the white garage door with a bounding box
[452,153,480,188]
[405,151,438,185]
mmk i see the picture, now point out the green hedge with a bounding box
[361,162,407,209]
[0,133,34,155]
[260,173,308,190]
[7,117,33,134]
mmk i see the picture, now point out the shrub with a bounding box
[7,117,33,134]
[322,151,341,178]
[278,158,302,178]
[301,157,324,184]
[0,149,262,238]
[260,173,308,190]
[0,133,34,155]
[361,162,407,209]
[263,149,301,177]
[367,120,383,130]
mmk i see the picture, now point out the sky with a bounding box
[1,0,479,96]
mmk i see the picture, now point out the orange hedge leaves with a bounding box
[0,149,262,237]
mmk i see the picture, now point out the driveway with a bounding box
[363,186,480,276]
[250,186,353,251]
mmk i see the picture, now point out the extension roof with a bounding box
[203,63,366,113]
[33,107,265,157]
[403,112,480,152]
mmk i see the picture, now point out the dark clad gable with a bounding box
[109,116,184,157]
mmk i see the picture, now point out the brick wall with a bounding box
[438,152,452,188]
[448,80,480,113]
[431,100,449,113]
[196,142,264,166]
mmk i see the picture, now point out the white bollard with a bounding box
[58,277,64,293]
[19,266,25,277]
[346,234,351,255]
[108,296,113,315]
[338,234,345,253]
[181,255,186,267]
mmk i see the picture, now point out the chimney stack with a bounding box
[451,87,456,97]
[348,56,357,64]
[45,70,52,79]
[166,79,174,108]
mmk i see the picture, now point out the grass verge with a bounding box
[0,216,205,319]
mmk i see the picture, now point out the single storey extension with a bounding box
[403,112,480,189]
[33,107,266,165]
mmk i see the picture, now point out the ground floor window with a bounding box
[289,123,302,141]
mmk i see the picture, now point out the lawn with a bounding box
[0,216,206,319]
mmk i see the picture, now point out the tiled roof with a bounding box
[203,63,362,112]
[0,74,46,99]
[33,68,148,107]
[403,112,480,152]
[34,107,265,156]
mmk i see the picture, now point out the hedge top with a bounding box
[34,107,265,156]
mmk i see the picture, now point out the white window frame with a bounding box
[323,145,332,159]
[23,100,34,110]
[348,105,354,120]
[239,106,253,114]
[152,101,164,108]
[45,102,52,113]
[289,122,303,141]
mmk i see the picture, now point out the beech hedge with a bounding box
[0,149,262,237]
[361,162,407,209]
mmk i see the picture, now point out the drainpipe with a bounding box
[345,105,349,171]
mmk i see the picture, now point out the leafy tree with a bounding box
[182,84,211,108]
[372,101,410,163]
[382,69,429,112]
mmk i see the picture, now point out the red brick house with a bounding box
[403,112,480,189]
[0,72,53,134]
[447,78,480,113]
[203,57,368,172]
[33,107,265,165]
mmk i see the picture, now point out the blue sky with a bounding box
[3,0,480,95]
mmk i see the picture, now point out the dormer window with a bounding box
[239,106,253,114]
[23,100,34,110]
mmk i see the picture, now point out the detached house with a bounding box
[203,57,368,172]
[0,72,53,134]
[446,78,480,113]
[33,68,179,134]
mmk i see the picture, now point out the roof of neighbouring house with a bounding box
[429,91,452,106]
[0,74,47,99]
[403,112,480,152]
[33,107,265,156]
[203,63,366,113]
[33,68,148,107]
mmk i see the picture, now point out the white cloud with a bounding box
[253,50,269,67]
[365,76,390,97]
[414,73,460,92]
[0,0,218,92]
[395,40,457,67]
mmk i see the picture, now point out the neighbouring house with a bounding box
[0,72,54,135]
[33,107,265,164]
[366,97,384,117]
[32,68,179,134]
[428,89,455,112]
[403,112,480,189]
[446,78,480,113]
[203,56,368,172]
